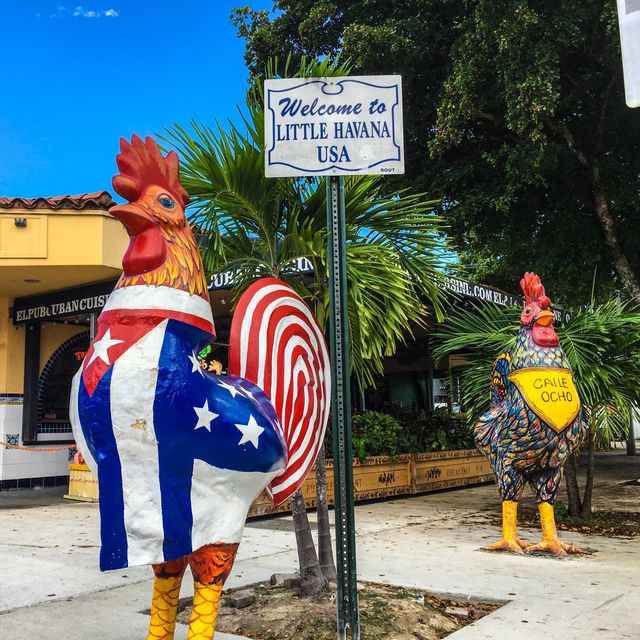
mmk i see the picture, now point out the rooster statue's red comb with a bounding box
[112,134,189,206]
[520,272,551,309]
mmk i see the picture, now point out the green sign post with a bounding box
[326,175,360,639]
[264,74,404,640]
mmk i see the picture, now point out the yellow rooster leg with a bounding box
[187,581,222,640]
[147,557,188,640]
[485,500,531,554]
[525,502,584,555]
[186,542,239,640]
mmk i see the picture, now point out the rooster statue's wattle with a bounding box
[475,273,586,556]
[70,136,330,640]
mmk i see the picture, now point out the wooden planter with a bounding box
[247,450,491,517]
[65,463,99,502]
[64,451,493,513]
[412,449,493,494]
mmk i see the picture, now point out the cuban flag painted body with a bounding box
[70,285,287,571]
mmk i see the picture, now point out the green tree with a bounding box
[163,56,446,594]
[433,299,640,517]
[232,1,640,305]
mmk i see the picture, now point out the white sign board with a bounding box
[617,0,640,107]
[264,75,404,177]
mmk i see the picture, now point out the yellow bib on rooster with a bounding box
[507,367,580,433]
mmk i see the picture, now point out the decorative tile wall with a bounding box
[0,399,72,485]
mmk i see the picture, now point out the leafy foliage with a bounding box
[351,411,407,462]
[433,300,640,445]
[348,409,472,460]
[162,56,447,390]
[232,1,640,304]
[389,408,474,452]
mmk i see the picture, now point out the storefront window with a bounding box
[37,331,89,440]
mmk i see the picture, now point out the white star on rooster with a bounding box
[217,379,240,398]
[235,415,264,449]
[188,352,205,377]
[88,329,124,366]
[193,399,219,432]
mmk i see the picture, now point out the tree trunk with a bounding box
[291,489,327,597]
[549,114,640,304]
[564,452,582,517]
[591,164,640,303]
[315,447,337,582]
[581,429,596,517]
[627,411,637,456]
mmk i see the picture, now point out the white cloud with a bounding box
[60,5,121,18]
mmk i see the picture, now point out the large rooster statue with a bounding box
[474,273,586,556]
[70,136,330,639]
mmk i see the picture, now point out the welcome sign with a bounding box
[264,75,404,177]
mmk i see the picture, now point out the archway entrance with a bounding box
[37,330,89,442]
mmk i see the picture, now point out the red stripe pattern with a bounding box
[229,278,331,506]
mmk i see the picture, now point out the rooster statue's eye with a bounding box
[525,308,532,315]
[158,194,175,209]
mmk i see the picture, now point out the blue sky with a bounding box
[0,1,272,197]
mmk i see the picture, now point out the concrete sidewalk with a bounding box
[0,451,638,639]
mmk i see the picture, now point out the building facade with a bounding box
[0,193,127,489]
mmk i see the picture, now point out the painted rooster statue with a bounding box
[474,273,586,555]
[70,136,330,639]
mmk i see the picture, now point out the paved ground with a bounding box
[0,450,638,639]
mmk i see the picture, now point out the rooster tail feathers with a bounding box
[228,278,331,506]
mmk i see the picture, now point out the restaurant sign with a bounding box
[442,276,520,307]
[443,276,570,323]
[209,257,314,291]
[12,281,116,324]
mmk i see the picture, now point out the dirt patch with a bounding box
[516,507,640,538]
[176,581,501,640]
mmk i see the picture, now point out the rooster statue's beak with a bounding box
[535,309,555,327]
[110,203,154,235]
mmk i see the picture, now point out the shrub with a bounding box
[389,408,474,452]
[351,411,408,462]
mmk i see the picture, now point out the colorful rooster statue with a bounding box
[70,136,330,639]
[474,273,586,555]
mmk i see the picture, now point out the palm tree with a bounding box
[433,298,640,517]
[162,56,447,594]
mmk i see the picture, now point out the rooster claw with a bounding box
[525,538,585,556]
[484,537,530,554]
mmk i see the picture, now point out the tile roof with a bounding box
[0,191,114,211]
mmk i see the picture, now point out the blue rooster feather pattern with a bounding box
[475,329,586,504]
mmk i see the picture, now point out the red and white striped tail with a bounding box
[228,278,331,506]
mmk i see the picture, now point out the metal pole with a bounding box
[326,175,360,640]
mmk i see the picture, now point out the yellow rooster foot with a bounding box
[486,501,531,553]
[485,536,531,554]
[525,538,585,556]
[527,503,585,555]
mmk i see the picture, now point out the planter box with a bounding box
[64,451,493,514]
[412,449,493,494]
[65,463,99,502]
[248,455,413,517]
[247,451,490,518]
